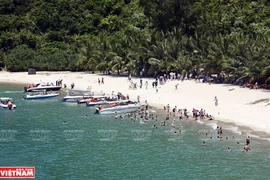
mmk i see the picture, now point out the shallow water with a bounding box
[1,83,270,179]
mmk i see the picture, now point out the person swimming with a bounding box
[227,147,232,152]
[202,141,206,146]
[244,144,251,152]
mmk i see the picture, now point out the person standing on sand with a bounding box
[71,83,75,89]
[145,81,148,89]
[214,96,218,106]
[101,77,104,84]
[137,95,140,102]
[140,79,143,88]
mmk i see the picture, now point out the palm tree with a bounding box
[76,39,98,72]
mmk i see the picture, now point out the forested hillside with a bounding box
[0,0,270,85]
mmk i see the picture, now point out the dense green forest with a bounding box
[0,0,270,85]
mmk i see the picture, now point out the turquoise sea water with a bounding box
[1,83,270,180]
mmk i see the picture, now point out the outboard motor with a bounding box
[24,87,28,92]
[94,108,99,114]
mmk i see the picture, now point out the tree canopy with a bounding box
[0,0,269,85]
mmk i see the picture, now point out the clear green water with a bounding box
[1,83,270,180]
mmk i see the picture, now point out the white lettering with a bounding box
[0,170,6,176]
[16,169,21,176]
[11,170,16,176]
[21,170,27,176]
[26,169,34,176]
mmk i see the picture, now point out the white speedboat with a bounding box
[24,82,62,92]
[95,101,141,115]
[82,95,117,106]
[0,97,16,110]
[77,95,107,104]
[24,92,59,100]
[62,90,92,102]
[86,98,129,107]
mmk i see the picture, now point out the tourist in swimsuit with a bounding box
[166,104,170,113]
[246,136,251,145]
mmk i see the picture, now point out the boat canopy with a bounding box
[0,97,14,102]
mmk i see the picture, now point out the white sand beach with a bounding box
[1,70,270,136]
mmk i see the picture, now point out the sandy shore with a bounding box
[1,70,270,136]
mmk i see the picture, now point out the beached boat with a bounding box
[23,91,59,100]
[85,97,129,107]
[80,95,116,105]
[77,95,107,104]
[24,82,62,92]
[0,97,16,110]
[94,101,141,115]
[62,89,92,102]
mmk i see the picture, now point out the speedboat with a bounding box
[0,97,16,110]
[77,95,108,104]
[62,89,92,102]
[80,95,116,105]
[94,101,141,115]
[85,97,129,107]
[23,91,59,100]
[62,90,105,102]
[24,82,62,92]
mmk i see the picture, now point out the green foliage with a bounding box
[5,45,36,71]
[0,0,269,85]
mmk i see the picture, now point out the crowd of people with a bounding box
[108,98,252,153]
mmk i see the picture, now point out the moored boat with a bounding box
[94,101,141,115]
[85,97,129,107]
[23,91,59,100]
[77,95,108,104]
[24,82,62,92]
[62,89,92,102]
[0,97,16,110]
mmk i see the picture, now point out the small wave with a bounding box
[196,120,204,124]
[261,137,270,142]
[224,126,242,134]
[249,134,260,139]
[206,123,218,129]
[3,91,23,93]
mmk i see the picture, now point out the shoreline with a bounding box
[1,70,270,139]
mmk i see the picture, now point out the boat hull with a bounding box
[25,86,62,92]
[24,94,59,100]
[86,100,109,106]
[86,100,129,107]
[0,104,16,110]
[62,95,91,102]
[95,104,141,115]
